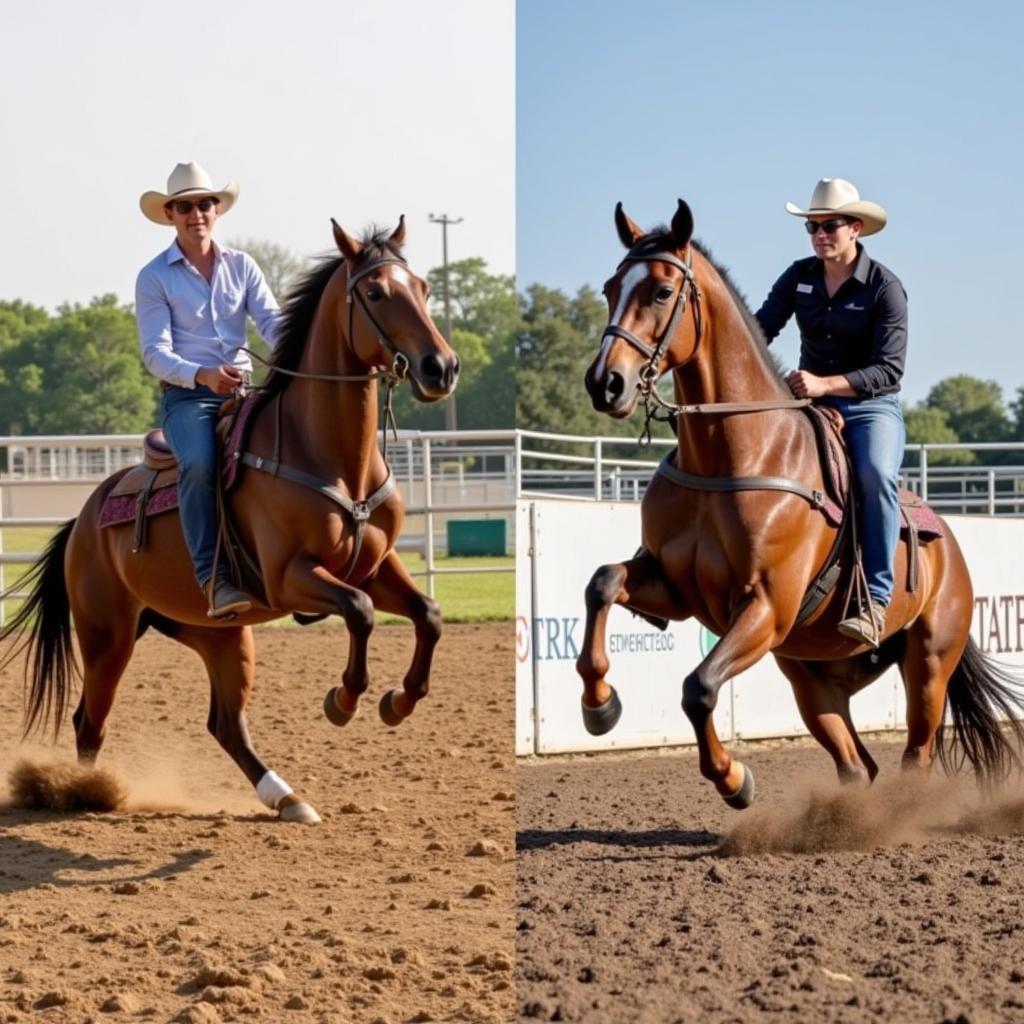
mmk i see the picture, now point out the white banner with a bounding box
[516,499,1024,756]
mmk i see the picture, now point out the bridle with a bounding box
[602,246,703,398]
[601,244,807,445]
[239,253,428,456]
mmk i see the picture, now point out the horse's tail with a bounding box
[936,636,1024,786]
[0,520,78,739]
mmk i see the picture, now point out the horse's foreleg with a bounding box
[682,595,777,808]
[174,623,320,824]
[279,561,375,726]
[361,550,442,726]
[576,551,688,736]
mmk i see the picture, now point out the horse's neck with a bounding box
[674,271,799,475]
[279,300,383,495]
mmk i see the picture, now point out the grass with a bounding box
[0,525,512,625]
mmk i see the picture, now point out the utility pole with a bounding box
[428,213,463,431]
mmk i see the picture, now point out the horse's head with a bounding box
[332,217,460,402]
[585,200,701,418]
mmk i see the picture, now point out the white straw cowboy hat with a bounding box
[786,177,887,237]
[139,161,239,225]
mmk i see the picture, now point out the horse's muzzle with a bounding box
[412,353,460,402]
[585,366,634,418]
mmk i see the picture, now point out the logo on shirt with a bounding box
[844,302,865,310]
[796,283,813,294]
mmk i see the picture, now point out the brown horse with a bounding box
[0,217,458,823]
[579,199,1024,808]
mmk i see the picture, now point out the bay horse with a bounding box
[579,199,1024,808]
[0,217,458,823]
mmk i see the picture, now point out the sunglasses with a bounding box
[168,197,219,215]
[804,218,851,236]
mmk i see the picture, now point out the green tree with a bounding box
[902,404,973,466]
[924,375,1011,444]
[392,257,517,431]
[516,282,673,448]
[3,296,156,434]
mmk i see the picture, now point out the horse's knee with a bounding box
[341,589,374,637]
[419,596,442,643]
[682,669,718,719]
[585,564,624,610]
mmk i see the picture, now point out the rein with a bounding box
[605,245,810,445]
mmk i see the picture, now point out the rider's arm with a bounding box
[135,266,202,388]
[843,280,908,397]
[243,254,282,351]
[754,264,797,343]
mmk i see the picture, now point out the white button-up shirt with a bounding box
[135,241,281,388]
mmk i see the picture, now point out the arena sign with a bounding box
[516,500,1024,756]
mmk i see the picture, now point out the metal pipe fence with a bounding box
[0,430,517,624]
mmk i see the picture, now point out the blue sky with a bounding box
[516,1,1024,406]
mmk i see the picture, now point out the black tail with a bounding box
[936,636,1024,786]
[0,520,78,739]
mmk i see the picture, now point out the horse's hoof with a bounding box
[323,687,356,727]
[379,689,407,727]
[279,801,321,824]
[722,762,756,810]
[581,688,622,736]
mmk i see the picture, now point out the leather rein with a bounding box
[233,254,416,581]
[605,245,826,517]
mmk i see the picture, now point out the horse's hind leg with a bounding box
[359,550,441,726]
[72,614,139,763]
[170,622,321,824]
[775,654,888,784]
[576,550,688,736]
[900,593,966,773]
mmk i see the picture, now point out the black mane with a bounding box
[261,226,405,397]
[635,228,786,387]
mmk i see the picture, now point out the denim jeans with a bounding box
[160,385,231,588]
[820,394,906,607]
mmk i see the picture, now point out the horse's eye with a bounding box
[655,285,674,303]
[365,287,383,302]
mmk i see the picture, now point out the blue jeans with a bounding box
[821,394,906,607]
[160,385,230,588]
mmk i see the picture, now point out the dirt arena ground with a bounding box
[0,621,513,1024]
[517,739,1024,1024]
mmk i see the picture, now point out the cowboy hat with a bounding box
[139,161,239,225]
[785,178,887,236]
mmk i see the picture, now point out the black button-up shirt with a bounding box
[754,245,908,397]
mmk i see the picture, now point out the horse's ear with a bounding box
[332,218,362,261]
[670,199,694,249]
[615,202,645,249]
[389,214,406,247]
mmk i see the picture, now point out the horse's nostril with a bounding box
[451,356,460,379]
[422,355,443,382]
[606,371,625,402]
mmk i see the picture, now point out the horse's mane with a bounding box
[261,226,405,398]
[638,228,786,388]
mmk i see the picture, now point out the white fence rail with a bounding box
[0,430,517,623]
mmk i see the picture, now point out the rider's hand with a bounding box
[195,364,243,395]
[785,370,827,399]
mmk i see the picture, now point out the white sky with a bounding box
[0,0,515,312]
